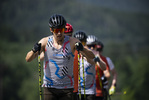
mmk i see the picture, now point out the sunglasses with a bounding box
[87,44,96,48]
[53,28,65,34]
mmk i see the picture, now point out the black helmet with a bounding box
[49,14,66,28]
[96,41,104,52]
[74,31,87,42]
[86,35,98,45]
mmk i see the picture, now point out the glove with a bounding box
[75,42,84,51]
[101,76,108,89]
[109,86,116,95]
[32,43,41,53]
[94,56,100,63]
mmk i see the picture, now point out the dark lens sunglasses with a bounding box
[87,44,96,48]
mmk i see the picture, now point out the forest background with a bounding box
[1,0,149,100]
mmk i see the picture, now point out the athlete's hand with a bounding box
[94,56,100,63]
[109,86,116,95]
[75,42,84,51]
[32,43,41,53]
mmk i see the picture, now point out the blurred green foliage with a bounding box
[1,0,149,100]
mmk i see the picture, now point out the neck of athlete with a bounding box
[57,38,64,45]
[53,35,65,49]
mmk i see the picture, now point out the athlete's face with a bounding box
[50,28,65,41]
[87,44,96,50]
[87,44,97,54]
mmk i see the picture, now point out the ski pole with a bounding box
[38,51,42,100]
[108,90,111,100]
[78,50,81,100]
[82,57,86,99]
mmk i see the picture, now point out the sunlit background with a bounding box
[1,0,149,100]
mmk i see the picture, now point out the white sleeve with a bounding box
[106,57,115,70]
